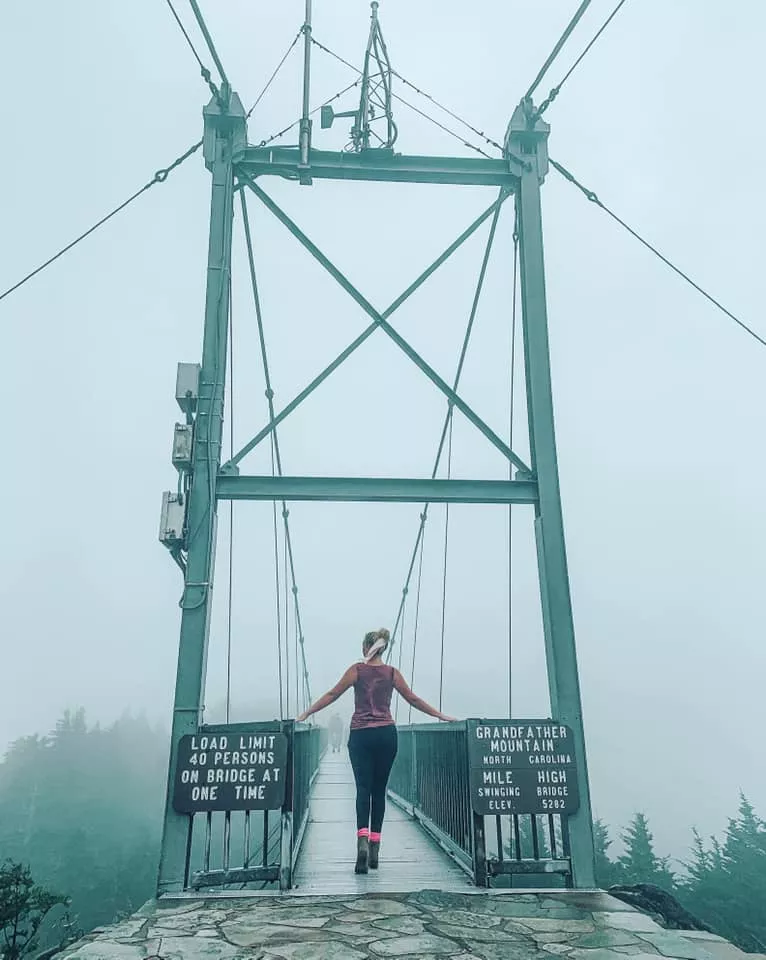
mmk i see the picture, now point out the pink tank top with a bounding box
[349,663,395,730]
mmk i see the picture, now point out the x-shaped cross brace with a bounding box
[222,170,531,477]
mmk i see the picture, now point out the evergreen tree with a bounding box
[617,812,675,890]
[0,861,66,960]
[593,818,623,889]
[681,795,766,953]
[0,711,168,934]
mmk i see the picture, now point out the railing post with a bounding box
[280,812,293,891]
[280,720,295,890]
[410,729,418,807]
[472,812,488,887]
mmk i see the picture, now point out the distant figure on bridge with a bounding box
[297,627,455,875]
[328,713,343,752]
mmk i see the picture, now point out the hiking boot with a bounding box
[355,835,369,874]
[368,840,380,869]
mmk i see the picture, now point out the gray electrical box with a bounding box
[176,362,201,415]
[172,423,193,472]
[159,492,186,547]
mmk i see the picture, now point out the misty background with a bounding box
[1,0,764,866]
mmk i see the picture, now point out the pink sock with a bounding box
[369,831,381,843]
[357,828,369,838]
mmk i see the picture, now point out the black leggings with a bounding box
[347,725,398,833]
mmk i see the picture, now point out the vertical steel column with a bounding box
[510,104,596,888]
[157,93,246,894]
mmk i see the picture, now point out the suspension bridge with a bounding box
[3,0,762,915]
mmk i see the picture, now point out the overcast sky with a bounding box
[1,0,764,862]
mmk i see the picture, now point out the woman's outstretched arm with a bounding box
[297,666,357,722]
[392,669,456,722]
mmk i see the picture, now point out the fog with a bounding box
[1,0,764,864]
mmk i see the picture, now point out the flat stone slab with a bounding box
[57,891,741,960]
[639,934,716,960]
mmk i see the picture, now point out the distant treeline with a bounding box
[594,806,766,953]
[0,711,763,952]
[0,710,165,935]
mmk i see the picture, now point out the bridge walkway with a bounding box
[293,749,470,894]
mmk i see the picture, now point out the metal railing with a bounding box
[388,721,572,887]
[388,723,474,874]
[184,720,326,891]
[291,722,327,872]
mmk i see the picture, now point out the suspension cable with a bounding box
[407,528,426,724]
[252,76,362,154]
[247,28,303,119]
[164,0,224,105]
[389,191,507,654]
[536,0,631,118]
[284,525,290,716]
[293,563,300,715]
[393,589,407,722]
[226,284,234,724]
[508,204,519,717]
[549,157,766,349]
[187,0,230,93]
[0,140,202,305]
[438,415,453,713]
[388,68,503,153]
[271,437,285,720]
[310,38,494,158]
[524,0,593,101]
[240,191,313,706]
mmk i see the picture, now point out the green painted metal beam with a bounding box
[511,103,596,889]
[237,146,522,187]
[156,94,244,896]
[216,475,538,504]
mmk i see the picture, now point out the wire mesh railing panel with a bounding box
[388,722,573,887]
[389,723,473,868]
[387,727,416,803]
[291,723,327,864]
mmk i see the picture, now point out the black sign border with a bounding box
[466,718,580,817]
[172,724,289,814]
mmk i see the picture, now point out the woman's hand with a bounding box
[439,713,457,722]
[296,711,309,723]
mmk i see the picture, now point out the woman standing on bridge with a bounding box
[297,628,455,874]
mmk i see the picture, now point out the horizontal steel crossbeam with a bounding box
[191,866,279,889]
[238,147,521,187]
[488,859,572,876]
[216,475,538,504]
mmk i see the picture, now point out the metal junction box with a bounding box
[172,423,193,472]
[159,492,185,547]
[175,362,201,415]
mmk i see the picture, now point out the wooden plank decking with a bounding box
[293,749,471,894]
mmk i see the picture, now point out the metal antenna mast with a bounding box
[299,0,313,182]
[320,2,397,152]
[156,1,597,892]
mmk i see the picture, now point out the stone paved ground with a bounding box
[60,891,765,960]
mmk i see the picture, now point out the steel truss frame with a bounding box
[157,90,597,893]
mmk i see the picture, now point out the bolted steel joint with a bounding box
[203,91,247,169]
[505,101,550,183]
